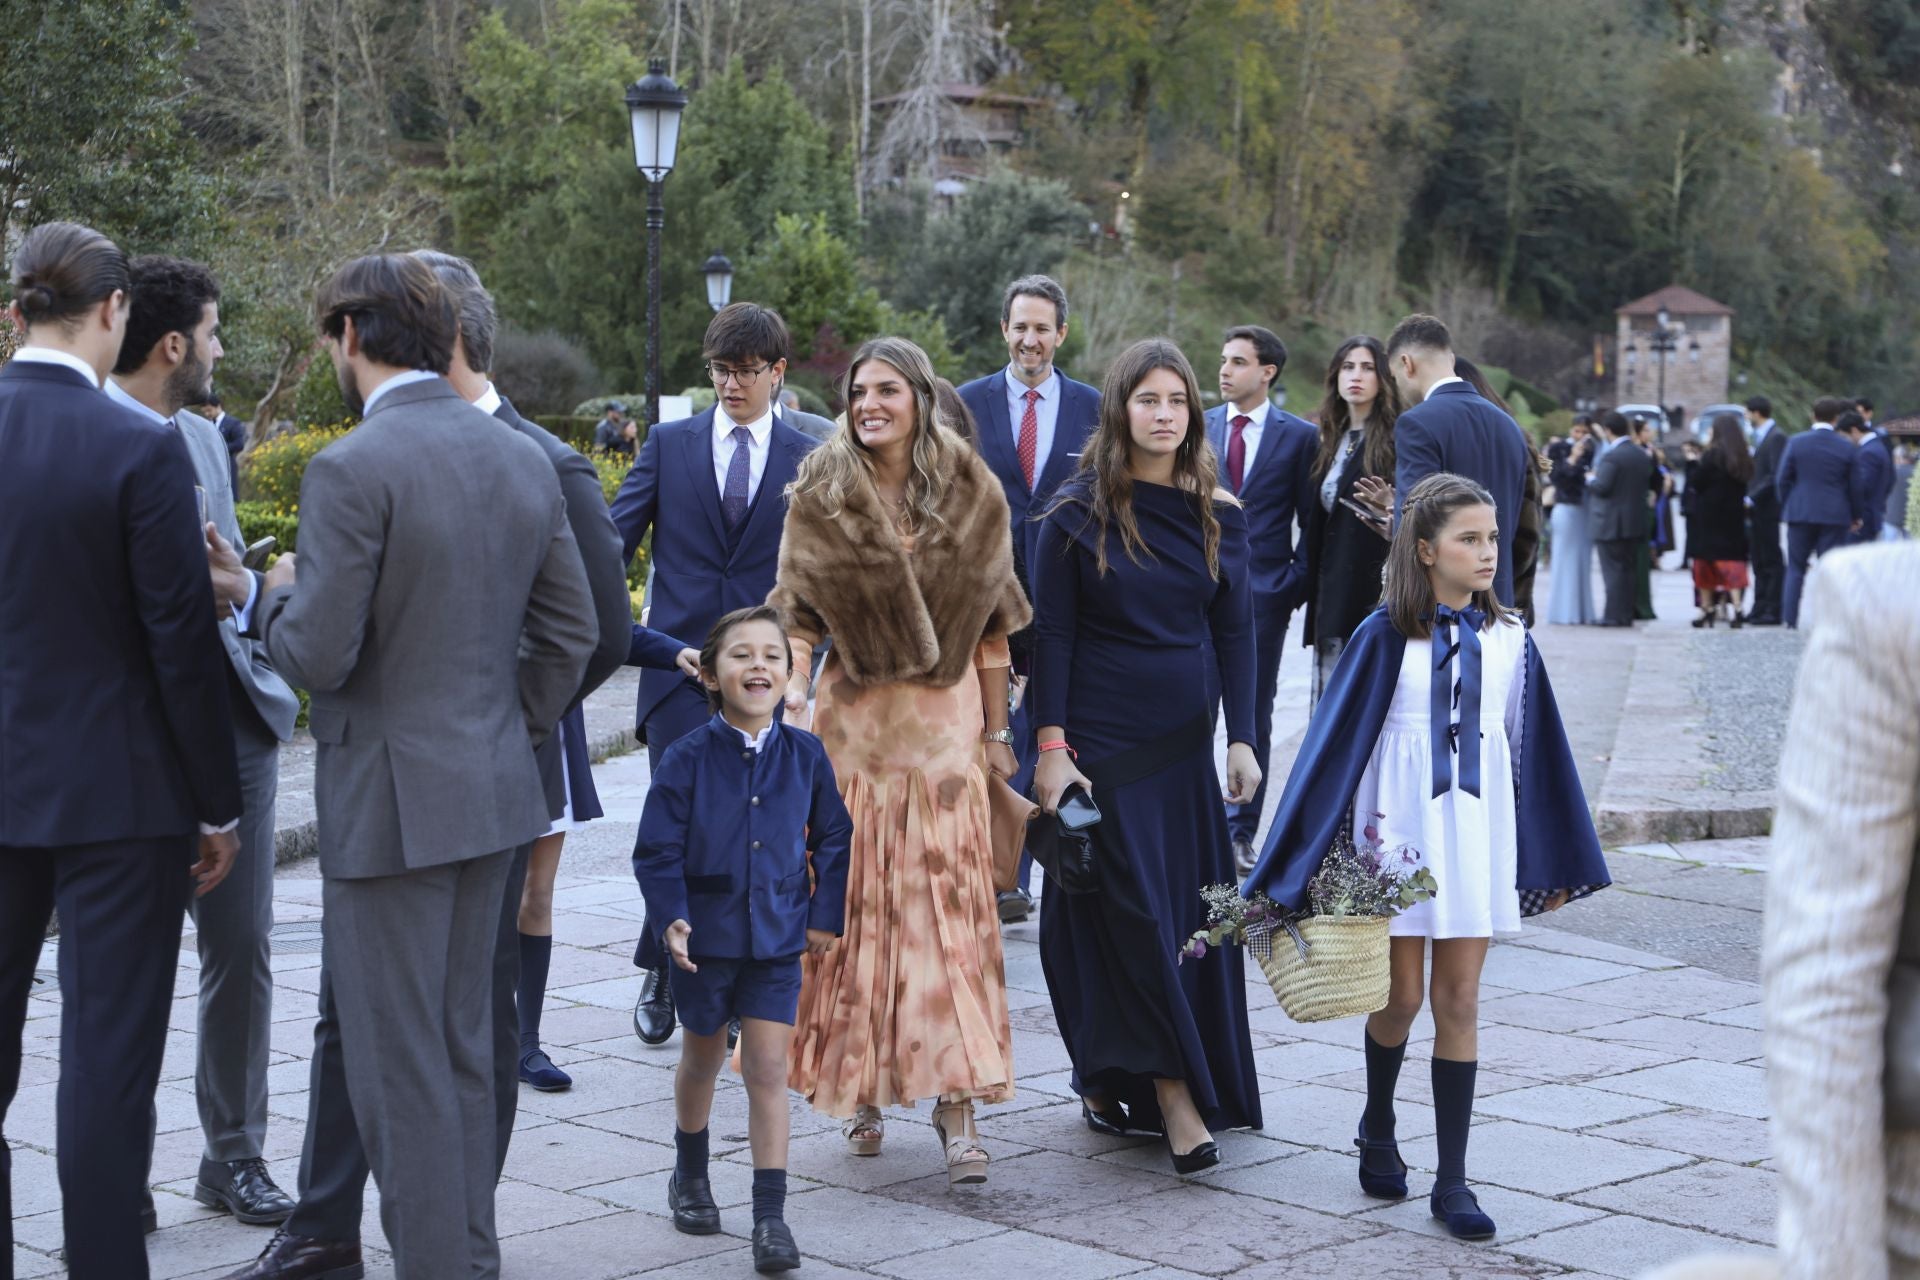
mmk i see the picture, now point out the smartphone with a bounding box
[193,485,209,527]
[1056,785,1101,832]
[242,536,277,570]
[1340,496,1390,526]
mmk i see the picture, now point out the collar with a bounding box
[1755,419,1775,438]
[714,713,777,752]
[12,346,103,387]
[1006,366,1058,402]
[104,376,173,426]
[1424,375,1467,401]
[475,381,502,416]
[1226,399,1271,426]
[1812,422,1834,432]
[361,368,442,416]
[716,404,775,445]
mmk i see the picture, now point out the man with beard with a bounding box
[105,256,304,1227]
[956,274,1101,923]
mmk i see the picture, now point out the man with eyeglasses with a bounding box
[609,301,819,1045]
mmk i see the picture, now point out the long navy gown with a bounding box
[1032,479,1264,1131]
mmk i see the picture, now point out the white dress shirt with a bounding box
[733,719,778,753]
[102,375,246,835]
[1005,367,1061,484]
[360,367,440,417]
[1424,375,1467,401]
[712,406,775,506]
[1224,398,1271,479]
[474,381,503,416]
[10,345,102,385]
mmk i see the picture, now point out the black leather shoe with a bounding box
[1232,838,1257,879]
[196,1156,297,1225]
[633,966,676,1045]
[1081,1099,1131,1137]
[215,1227,366,1279]
[668,1173,721,1235]
[1169,1139,1221,1175]
[752,1217,802,1272]
[997,889,1033,923]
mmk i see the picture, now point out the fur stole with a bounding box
[770,446,1030,687]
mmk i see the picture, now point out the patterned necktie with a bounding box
[1226,414,1251,493]
[1016,388,1041,489]
[722,426,752,528]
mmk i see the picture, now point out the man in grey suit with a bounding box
[234,254,595,1280]
[107,257,303,1225]
[778,384,836,441]
[1587,409,1655,628]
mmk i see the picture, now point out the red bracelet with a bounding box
[1037,739,1077,759]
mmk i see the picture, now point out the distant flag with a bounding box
[1592,336,1606,378]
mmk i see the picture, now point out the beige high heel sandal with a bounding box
[843,1105,884,1157]
[932,1099,990,1186]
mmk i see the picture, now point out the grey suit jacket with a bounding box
[1585,439,1653,542]
[254,377,596,878]
[1767,544,1920,1279]
[175,408,301,741]
[781,407,836,442]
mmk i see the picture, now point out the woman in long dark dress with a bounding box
[1687,413,1755,627]
[1303,335,1399,707]
[1030,338,1264,1173]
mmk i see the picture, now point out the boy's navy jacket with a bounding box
[1777,427,1861,527]
[633,715,854,959]
[1241,609,1609,915]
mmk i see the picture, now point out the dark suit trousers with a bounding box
[1784,523,1850,629]
[1596,538,1639,626]
[1227,604,1294,846]
[287,843,533,1249]
[0,835,192,1280]
[1749,501,1784,620]
[634,681,723,970]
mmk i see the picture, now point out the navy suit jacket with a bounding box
[1778,427,1860,527]
[1852,431,1896,539]
[633,716,853,960]
[1205,403,1318,615]
[956,368,1100,570]
[609,408,817,730]
[1393,380,1531,606]
[0,361,242,846]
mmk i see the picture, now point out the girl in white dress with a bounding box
[1353,474,1520,1240]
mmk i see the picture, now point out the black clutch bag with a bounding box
[1026,784,1101,895]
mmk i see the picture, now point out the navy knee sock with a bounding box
[751,1168,787,1224]
[517,932,552,1056]
[675,1126,710,1183]
[1430,1056,1478,1191]
[1361,1030,1406,1141]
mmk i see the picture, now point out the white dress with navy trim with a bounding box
[1351,616,1526,940]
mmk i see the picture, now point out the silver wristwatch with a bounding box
[981,728,1014,746]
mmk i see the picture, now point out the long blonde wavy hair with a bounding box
[789,336,967,536]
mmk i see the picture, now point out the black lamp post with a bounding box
[625,58,688,428]
[1645,305,1700,430]
[701,252,734,313]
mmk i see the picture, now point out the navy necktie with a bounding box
[722,426,752,528]
[1428,603,1486,797]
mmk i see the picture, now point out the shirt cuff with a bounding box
[199,818,239,835]
[231,567,260,633]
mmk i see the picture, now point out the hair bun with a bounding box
[16,282,55,314]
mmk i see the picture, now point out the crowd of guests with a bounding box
[1543,394,1904,630]
[4,217,1616,1280]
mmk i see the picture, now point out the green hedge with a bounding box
[534,414,601,451]
[240,426,352,509]
[234,501,300,554]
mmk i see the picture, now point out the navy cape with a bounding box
[1241,608,1609,915]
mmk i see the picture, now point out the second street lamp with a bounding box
[702,252,734,313]
[625,58,688,429]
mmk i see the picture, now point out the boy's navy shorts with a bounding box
[670,954,803,1036]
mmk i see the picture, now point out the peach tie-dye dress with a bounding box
[785,535,1015,1118]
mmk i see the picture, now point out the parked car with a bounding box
[1688,403,1749,441]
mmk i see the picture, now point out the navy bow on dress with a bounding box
[1428,603,1485,798]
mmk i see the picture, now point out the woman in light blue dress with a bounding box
[1544,417,1597,624]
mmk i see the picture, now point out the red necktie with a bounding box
[1017,388,1040,489]
[1227,414,1250,493]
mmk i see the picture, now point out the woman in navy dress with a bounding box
[1031,338,1264,1174]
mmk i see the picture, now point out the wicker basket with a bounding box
[1256,915,1391,1023]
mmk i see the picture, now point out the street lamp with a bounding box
[701,253,734,313]
[1646,305,1684,428]
[625,58,688,428]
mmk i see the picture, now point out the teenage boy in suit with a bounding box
[1778,397,1864,628]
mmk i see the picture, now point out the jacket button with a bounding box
[751,840,762,850]
[742,751,753,761]
[751,796,761,806]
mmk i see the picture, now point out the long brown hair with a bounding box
[1058,337,1223,578]
[1383,473,1512,639]
[1704,412,1755,486]
[1312,335,1399,482]
[791,336,966,537]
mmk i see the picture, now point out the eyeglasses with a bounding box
[707,362,771,387]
